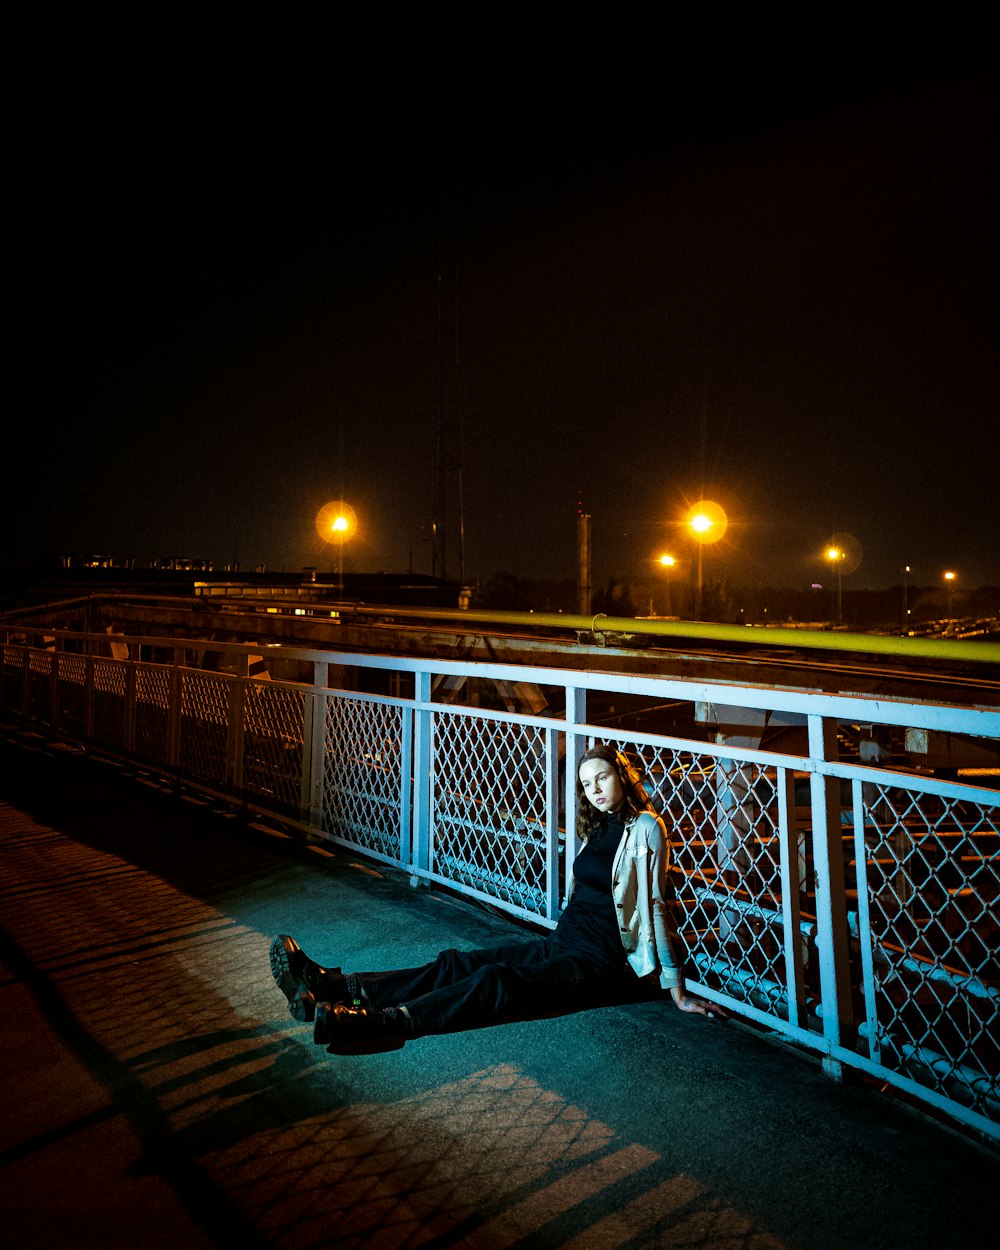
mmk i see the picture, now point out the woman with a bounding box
[270,744,720,1054]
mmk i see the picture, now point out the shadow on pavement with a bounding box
[1,722,997,1249]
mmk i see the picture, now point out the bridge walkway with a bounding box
[0,724,996,1250]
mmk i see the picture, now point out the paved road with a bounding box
[1,723,996,1249]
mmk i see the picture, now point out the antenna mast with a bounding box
[431,259,465,582]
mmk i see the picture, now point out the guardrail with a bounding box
[2,628,998,1144]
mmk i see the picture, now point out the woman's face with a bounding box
[579,757,624,813]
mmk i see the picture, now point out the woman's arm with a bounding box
[643,813,684,988]
[645,814,726,1019]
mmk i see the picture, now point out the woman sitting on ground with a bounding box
[270,743,720,1054]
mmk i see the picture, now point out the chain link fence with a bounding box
[1,632,997,1144]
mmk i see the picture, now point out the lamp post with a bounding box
[943,570,957,631]
[316,501,357,598]
[685,501,728,620]
[826,546,844,624]
[903,564,911,627]
[658,553,676,615]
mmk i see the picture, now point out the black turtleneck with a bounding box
[554,809,626,960]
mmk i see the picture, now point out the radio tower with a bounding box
[431,259,465,583]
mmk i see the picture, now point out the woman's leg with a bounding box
[353,935,556,1011]
[314,936,579,1052]
[312,939,648,1052]
[378,943,627,1037]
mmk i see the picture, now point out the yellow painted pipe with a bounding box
[345,605,1000,665]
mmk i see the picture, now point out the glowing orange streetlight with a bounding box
[685,501,727,618]
[826,545,844,623]
[658,553,677,615]
[316,500,358,597]
[943,570,957,628]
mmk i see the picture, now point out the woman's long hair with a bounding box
[575,744,651,842]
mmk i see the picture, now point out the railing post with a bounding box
[228,675,247,794]
[544,725,561,921]
[49,647,60,729]
[399,690,414,868]
[0,640,10,715]
[303,661,327,832]
[123,659,137,756]
[777,766,808,1029]
[851,778,882,1066]
[563,684,587,906]
[411,670,433,883]
[167,648,184,770]
[20,646,31,718]
[84,652,95,740]
[808,712,853,1079]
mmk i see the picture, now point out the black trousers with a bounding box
[354,932,655,1037]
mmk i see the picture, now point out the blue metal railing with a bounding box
[2,628,998,1143]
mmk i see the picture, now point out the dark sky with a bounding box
[12,51,999,593]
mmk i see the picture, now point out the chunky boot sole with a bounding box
[270,935,335,1023]
[314,1002,406,1055]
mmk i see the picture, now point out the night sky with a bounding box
[12,50,999,595]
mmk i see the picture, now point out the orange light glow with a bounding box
[315,500,357,545]
[685,500,728,544]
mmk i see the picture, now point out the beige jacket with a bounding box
[610,811,684,990]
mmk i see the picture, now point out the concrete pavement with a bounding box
[1,722,996,1249]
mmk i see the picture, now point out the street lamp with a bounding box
[903,564,911,626]
[316,500,358,598]
[943,570,957,630]
[658,553,676,616]
[685,501,728,619]
[826,546,844,624]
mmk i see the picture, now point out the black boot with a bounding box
[269,934,349,1023]
[313,1002,410,1054]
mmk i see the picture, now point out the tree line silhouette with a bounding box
[474,572,1000,630]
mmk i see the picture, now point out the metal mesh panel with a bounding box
[1,644,24,713]
[856,782,999,1121]
[322,695,405,859]
[56,653,88,736]
[92,657,127,750]
[27,650,54,722]
[178,671,232,785]
[432,714,550,914]
[631,742,801,1017]
[135,665,172,764]
[243,682,306,815]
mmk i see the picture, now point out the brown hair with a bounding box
[575,744,650,842]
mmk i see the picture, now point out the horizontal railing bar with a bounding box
[689,885,819,936]
[11,629,1000,731]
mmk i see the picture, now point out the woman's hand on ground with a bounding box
[669,986,728,1020]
